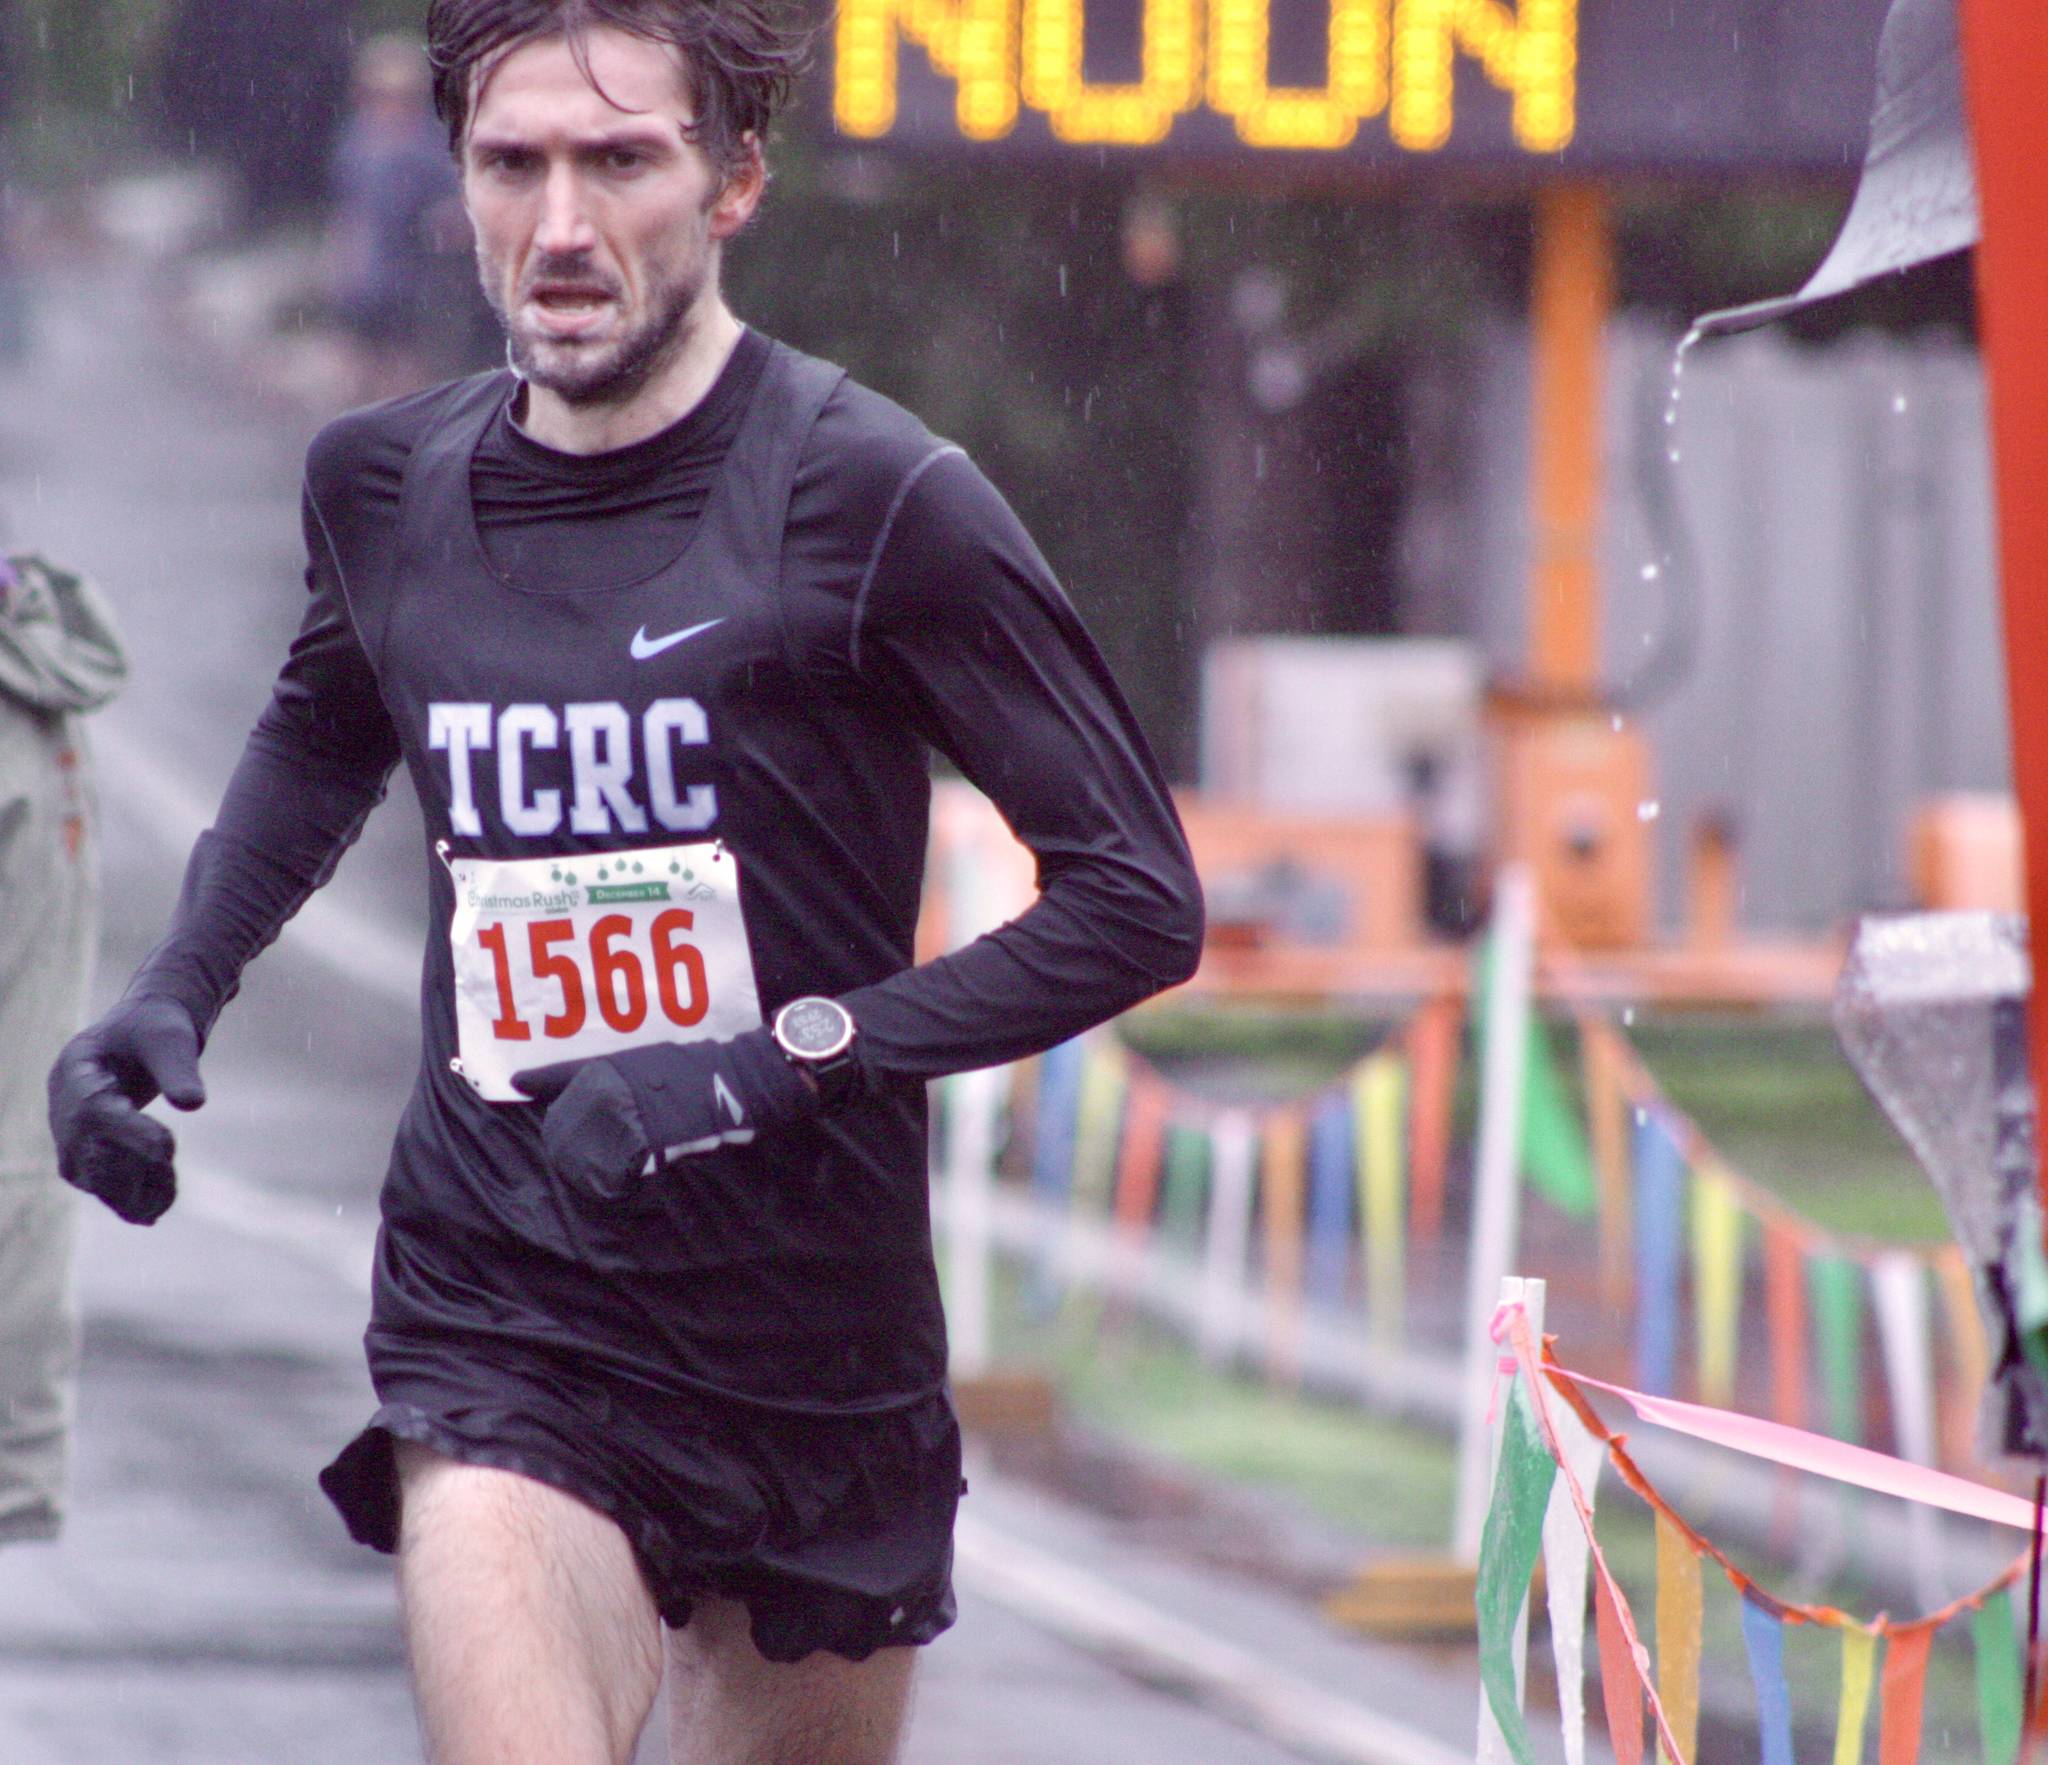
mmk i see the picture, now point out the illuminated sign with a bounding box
[831,0,1886,173]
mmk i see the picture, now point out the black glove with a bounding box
[512,1029,815,1202]
[47,996,207,1226]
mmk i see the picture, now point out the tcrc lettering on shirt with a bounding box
[428,700,716,839]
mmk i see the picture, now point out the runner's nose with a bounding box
[534,164,598,260]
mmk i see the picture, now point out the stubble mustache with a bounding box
[517,252,625,310]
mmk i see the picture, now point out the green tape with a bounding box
[1973,1588,2022,1765]
[1473,938,1596,1218]
[1476,1382,1558,1764]
[1159,1124,1209,1250]
[1521,1013,1597,1217]
[1809,1255,1865,1444]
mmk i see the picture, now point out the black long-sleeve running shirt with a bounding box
[133,329,1202,1411]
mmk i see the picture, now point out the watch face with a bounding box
[778,997,853,1059]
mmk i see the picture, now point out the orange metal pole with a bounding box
[1528,183,1614,695]
[1957,0,2048,1221]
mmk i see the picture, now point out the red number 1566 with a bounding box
[476,909,709,1041]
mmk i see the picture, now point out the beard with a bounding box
[490,245,708,409]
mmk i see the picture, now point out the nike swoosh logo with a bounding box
[631,618,725,661]
[713,1073,747,1128]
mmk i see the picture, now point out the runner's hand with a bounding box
[513,1030,813,1202]
[47,996,206,1226]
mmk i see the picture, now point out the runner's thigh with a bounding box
[396,1442,664,1765]
[665,1594,917,1765]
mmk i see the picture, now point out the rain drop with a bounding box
[1623,1007,1637,1028]
[1640,562,1660,582]
[1661,324,1704,436]
[1666,448,1681,465]
[1058,264,1068,298]
[1891,393,1908,414]
[1637,799,1662,822]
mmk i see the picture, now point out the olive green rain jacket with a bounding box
[0,552,125,1543]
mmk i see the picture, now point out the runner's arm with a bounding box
[840,449,1203,1078]
[48,489,402,1223]
[120,488,401,1037]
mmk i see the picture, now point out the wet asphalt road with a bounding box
[0,254,1358,1765]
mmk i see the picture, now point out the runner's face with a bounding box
[462,29,761,407]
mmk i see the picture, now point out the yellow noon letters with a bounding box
[1208,0,1387,150]
[835,0,1018,140]
[1021,0,1203,145]
[835,0,1577,154]
[1389,0,1577,153]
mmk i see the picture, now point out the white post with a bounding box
[1478,1274,1547,1765]
[940,800,1008,1379]
[1199,1111,1258,1366]
[1453,866,1537,1563]
[1871,1253,1945,1610]
[945,1063,1005,1379]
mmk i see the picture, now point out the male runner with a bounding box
[47,3,1202,1763]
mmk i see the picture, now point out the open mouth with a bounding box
[526,285,618,335]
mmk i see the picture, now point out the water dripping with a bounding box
[1662,323,1705,438]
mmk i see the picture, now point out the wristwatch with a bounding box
[771,996,861,1113]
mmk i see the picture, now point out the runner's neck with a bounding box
[518,299,746,458]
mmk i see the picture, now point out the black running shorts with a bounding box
[318,1331,961,1664]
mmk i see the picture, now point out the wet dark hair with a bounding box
[425,0,812,177]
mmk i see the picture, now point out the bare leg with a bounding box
[665,1595,918,1765]
[395,1441,664,1765]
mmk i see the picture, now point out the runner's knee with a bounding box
[666,1599,917,1765]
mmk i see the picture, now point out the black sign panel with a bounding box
[830,0,1888,175]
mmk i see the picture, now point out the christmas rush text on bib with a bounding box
[445,839,761,1102]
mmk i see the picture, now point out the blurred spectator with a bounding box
[0,551,126,1544]
[325,34,472,402]
[155,0,351,221]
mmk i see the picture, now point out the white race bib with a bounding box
[444,840,760,1103]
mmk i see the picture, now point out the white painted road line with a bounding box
[953,1513,1470,1765]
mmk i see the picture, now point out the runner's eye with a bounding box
[477,147,540,179]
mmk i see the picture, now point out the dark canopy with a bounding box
[153,0,354,217]
[1694,0,1977,337]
